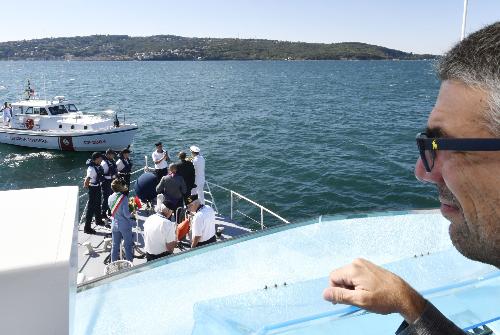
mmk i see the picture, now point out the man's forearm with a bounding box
[84,177,90,188]
[191,236,201,248]
[155,179,164,194]
[396,301,465,335]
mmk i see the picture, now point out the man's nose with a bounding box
[414,157,443,184]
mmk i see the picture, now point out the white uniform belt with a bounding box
[104,176,113,180]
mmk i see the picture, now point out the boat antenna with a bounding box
[460,0,468,41]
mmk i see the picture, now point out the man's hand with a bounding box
[83,177,90,189]
[322,258,426,323]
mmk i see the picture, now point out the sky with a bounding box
[0,0,498,55]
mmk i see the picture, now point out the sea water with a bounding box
[0,60,440,227]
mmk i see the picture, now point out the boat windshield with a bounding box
[48,105,68,115]
[66,104,79,112]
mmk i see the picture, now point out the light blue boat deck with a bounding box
[75,210,499,334]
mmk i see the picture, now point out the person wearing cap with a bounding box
[101,149,118,218]
[155,163,187,212]
[83,152,106,234]
[152,142,170,181]
[108,178,136,262]
[116,148,133,188]
[185,194,216,248]
[143,195,177,262]
[190,145,205,205]
[176,151,196,200]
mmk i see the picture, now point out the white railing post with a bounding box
[230,191,233,220]
[260,207,264,230]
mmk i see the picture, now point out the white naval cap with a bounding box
[190,145,200,153]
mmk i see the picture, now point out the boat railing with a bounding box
[78,156,290,230]
[206,181,290,230]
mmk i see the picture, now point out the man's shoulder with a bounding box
[145,213,162,225]
[108,192,119,202]
[174,174,185,182]
[199,205,215,216]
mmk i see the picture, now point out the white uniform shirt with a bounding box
[86,166,99,185]
[2,107,11,123]
[116,159,125,172]
[143,213,176,255]
[100,160,113,179]
[152,150,168,170]
[191,205,216,242]
[192,154,205,183]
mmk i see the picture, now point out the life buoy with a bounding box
[25,118,34,130]
[177,218,190,241]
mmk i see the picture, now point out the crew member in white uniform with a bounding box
[186,194,216,248]
[152,141,170,180]
[2,102,12,127]
[100,149,117,218]
[143,195,177,261]
[190,145,205,205]
[116,147,133,188]
[83,152,105,234]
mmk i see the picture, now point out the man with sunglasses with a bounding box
[323,22,500,334]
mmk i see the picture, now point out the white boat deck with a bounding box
[77,209,252,284]
[74,210,500,335]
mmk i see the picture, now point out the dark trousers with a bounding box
[197,235,217,247]
[155,168,168,181]
[85,186,103,230]
[101,178,113,217]
[146,251,172,262]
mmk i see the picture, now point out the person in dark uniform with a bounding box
[101,149,118,218]
[83,152,105,235]
[155,163,187,212]
[176,151,196,201]
[116,148,133,189]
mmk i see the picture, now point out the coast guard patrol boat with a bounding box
[0,81,138,151]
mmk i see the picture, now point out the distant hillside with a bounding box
[0,35,436,61]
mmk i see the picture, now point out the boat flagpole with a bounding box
[461,0,468,41]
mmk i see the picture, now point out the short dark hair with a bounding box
[178,151,187,160]
[437,21,500,134]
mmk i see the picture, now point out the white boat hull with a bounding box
[0,125,138,151]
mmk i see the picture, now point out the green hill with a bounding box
[0,35,436,61]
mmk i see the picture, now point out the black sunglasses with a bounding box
[416,132,500,172]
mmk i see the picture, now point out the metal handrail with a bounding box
[78,159,290,230]
[204,181,219,214]
[206,181,290,230]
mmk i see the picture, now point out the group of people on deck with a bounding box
[83,142,216,265]
[152,142,206,206]
[83,147,133,235]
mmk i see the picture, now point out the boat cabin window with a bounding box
[24,107,33,114]
[40,108,48,115]
[33,107,40,115]
[48,105,68,115]
[67,104,78,112]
